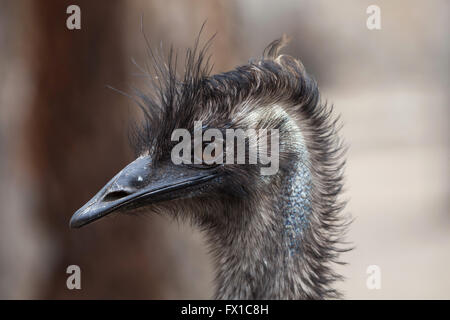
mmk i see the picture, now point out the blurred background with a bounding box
[0,0,448,299]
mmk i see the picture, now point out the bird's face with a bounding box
[70,36,311,228]
[70,105,290,228]
[70,117,283,228]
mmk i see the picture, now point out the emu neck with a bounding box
[212,154,314,299]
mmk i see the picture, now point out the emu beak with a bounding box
[70,155,219,228]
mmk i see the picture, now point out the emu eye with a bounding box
[192,137,224,166]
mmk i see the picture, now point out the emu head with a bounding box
[70,36,316,228]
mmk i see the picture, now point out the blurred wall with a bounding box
[0,0,448,299]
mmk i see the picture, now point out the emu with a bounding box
[70,35,350,299]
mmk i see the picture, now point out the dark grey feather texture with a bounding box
[128,32,351,299]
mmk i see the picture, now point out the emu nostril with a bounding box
[103,190,131,202]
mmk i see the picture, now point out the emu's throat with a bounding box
[279,154,312,257]
[213,123,313,299]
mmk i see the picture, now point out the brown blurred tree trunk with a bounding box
[26,0,164,298]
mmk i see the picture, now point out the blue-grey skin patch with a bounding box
[278,145,312,257]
